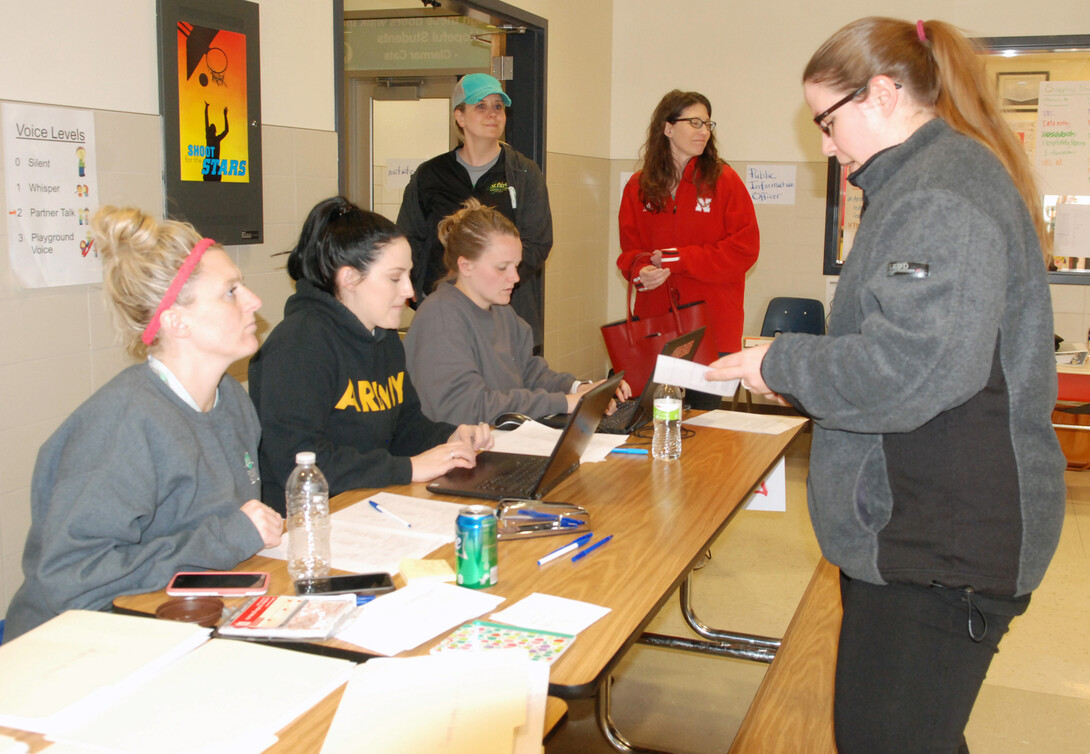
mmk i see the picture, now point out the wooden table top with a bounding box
[116,418,804,701]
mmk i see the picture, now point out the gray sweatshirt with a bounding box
[405,280,575,424]
[5,364,265,640]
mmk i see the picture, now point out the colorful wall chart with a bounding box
[2,103,100,288]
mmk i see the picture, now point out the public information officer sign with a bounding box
[2,102,101,288]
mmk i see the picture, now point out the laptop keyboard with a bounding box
[597,398,640,434]
[478,456,550,495]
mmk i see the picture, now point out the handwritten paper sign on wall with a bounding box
[745,165,796,205]
[385,158,424,191]
[1035,81,1090,196]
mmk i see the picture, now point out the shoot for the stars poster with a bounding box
[177,23,249,183]
[158,0,262,244]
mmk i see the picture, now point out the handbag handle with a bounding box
[625,252,684,332]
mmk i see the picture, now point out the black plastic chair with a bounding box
[733,297,826,412]
[760,297,826,336]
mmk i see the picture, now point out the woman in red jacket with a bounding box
[618,90,760,407]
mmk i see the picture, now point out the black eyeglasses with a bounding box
[813,86,866,136]
[813,82,902,136]
[669,117,716,131]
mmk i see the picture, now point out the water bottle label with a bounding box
[653,398,681,421]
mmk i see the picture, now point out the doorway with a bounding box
[337,2,548,206]
[345,75,460,221]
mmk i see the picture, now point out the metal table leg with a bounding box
[591,569,783,752]
[595,674,675,754]
[679,570,781,657]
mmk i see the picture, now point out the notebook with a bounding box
[426,372,625,501]
[541,327,706,435]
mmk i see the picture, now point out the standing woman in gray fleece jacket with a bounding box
[708,17,1065,753]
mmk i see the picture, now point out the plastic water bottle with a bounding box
[286,451,331,581]
[652,384,684,461]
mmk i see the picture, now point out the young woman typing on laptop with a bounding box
[248,198,492,514]
[6,207,283,640]
[404,199,630,426]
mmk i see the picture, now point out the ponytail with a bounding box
[804,17,1050,260]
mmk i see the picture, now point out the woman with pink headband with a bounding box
[5,206,283,640]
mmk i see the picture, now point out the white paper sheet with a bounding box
[260,492,463,575]
[491,420,627,461]
[684,409,807,435]
[653,355,739,397]
[743,456,788,512]
[50,639,354,754]
[0,611,210,735]
[335,581,505,656]
[0,733,28,754]
[320,650,546,754]
[489,592,611,636]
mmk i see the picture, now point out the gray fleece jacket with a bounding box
[762,119,1065,597]
[5,364,265,640]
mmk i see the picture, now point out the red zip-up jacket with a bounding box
[618,159,759,353]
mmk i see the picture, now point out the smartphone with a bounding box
[294,572,396,596]
[166,571,270,597]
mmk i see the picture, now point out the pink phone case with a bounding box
[166,571,270,597]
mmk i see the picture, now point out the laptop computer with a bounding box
[426,372,625,501]
[540,327,706,435]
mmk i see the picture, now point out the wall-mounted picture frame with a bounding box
[157,0,263,244]
[996,71,1049,111]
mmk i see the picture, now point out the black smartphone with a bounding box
[294,572,396,596]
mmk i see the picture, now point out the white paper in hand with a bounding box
[653,355,739,397]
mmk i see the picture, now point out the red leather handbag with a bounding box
[600,255,717,390]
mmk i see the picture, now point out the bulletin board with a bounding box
[821,34,1090,282]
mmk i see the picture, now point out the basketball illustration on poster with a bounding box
[177,22,249,184]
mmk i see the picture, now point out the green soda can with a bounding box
[455,505,498,588]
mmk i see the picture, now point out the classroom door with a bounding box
[344,75,460,222]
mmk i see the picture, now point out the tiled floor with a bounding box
[546,431,1090,754]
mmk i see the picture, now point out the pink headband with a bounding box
[141,237,216,345]
[916,20,927,43]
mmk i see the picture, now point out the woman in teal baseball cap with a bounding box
[397,73,553,355]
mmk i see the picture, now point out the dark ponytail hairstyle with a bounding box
[287,196,405,294]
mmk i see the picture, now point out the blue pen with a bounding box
[611,447,649,455]
[571,535,613,562]
[537,532,594,566]
[369,499,412,528]
[356,594,376,606]
[521,510,585,527]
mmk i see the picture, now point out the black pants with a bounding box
[834,572,1027,754]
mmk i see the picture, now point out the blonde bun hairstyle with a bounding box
[91,206,207,357]
[437,198,519,281]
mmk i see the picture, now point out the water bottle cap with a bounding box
[295,451,316,465]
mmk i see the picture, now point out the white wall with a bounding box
[609,0,1090,163]
[603,0,1090,344]
[0,0,334,131]
[0,0,338,619]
